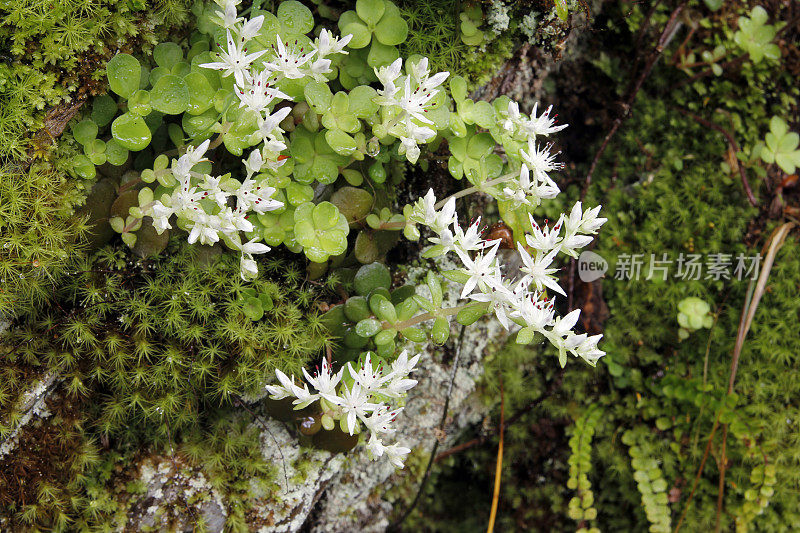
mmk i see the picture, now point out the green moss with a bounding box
[0,162,89,319]
[2,241,331,439]
[0,0,191,160]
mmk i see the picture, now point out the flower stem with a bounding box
[378,220,406,230]
[118,177,143,194]
[385,303,472,330]
[433,170,518,210]
[208,122,232,151]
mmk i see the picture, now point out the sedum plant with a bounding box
[732,6,781,64]
[70,0,607,468]
[759,116,800,174]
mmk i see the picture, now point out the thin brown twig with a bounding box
[634,0,665,51]
[435,370,563,463]
[715,424,729,532]
[583,0,686,193]
[570,2,686,310]
[487,376,505,533]
[676,222,795,532]
[233,396,290,494]
[674,106,758,207]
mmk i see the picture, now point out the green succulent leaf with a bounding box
[355,262,392,296]
[374,14,407,46]
[111,112,152,151]
[356,318,382,338]
[72,119,98,146]
[72,154,96,179]
[129,89,152,116]
[243,296,264,321]
[761,116,800,173]
[154,42,183,70]
[456,302,491,325]
[150,74,190,115]
[104,138,129,166]
[367,40,399,68]
[184,72,215,115]
[92,95,118,127]
[339,11,371,49]
[277,0,314,36]
[304,80,333,112]
[325,129,358,155]
[107,53,141,98]
[356,0,385,26]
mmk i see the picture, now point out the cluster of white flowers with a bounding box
[141,0,356,280]
[374,57,449,164]
[142,140,284,279]
[200,0,352,121]
[266,352,420,468]
[411,189,605,366]
[496,101,570,209]
[408,94,606,366]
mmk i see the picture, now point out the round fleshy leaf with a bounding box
[356,318,382,338]
[72,119,98,146]
[366,40,399,68]
[354,231,380,263]
[168,123,185,148]
[149,66,169,87]
[339,12,371,49]
[312,156,341,184]
[319,229,347,254]
[111,112,152,151]
[171,61,192,78]
[110,190,139,219]
[348,85,379,118]
[450,76,468,102]
[184,72,214,115]
[312,201,341,229]
[72,154,96,179]
[182,108,218,139]
[304,80,333,112]
[86,139,106,165]
[277,0,314,35]
[92,95,118,127]
[325,129,358,156]
[467,132,495,156]
[286,181,314,205]
[132,217,169,258]
[104,138,129,166]
[150,74,190,115]
[107,53,141,98]
[342,168,364,186]
[356,0,385,26]
[187,39,210,62]
[331,186,372,224]
[374,14,408,46]
[154,42,183,70]
[368,161,387,183]
[354,262,391,295]
[463,30,486,48]
[242,296,265,321]
[471,101,495,129]
[129,89,151,116]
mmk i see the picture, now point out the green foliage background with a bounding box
[1,0,799,531]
